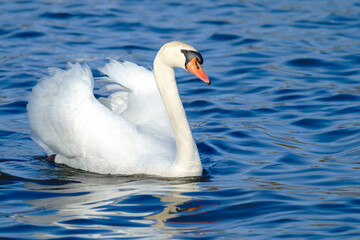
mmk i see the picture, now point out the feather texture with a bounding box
[28,61,175,175]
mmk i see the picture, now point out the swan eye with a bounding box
[181,49,204,67]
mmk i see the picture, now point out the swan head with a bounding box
[155,41,210,85]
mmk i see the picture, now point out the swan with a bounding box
[27,41,210,177]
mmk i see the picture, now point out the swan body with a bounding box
[27,41,210,177]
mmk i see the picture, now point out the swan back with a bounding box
[98,60,174,140]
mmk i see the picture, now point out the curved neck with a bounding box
[153,58,201,175]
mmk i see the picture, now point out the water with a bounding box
[1,0,360,239]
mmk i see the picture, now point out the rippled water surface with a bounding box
[1,0,360,239]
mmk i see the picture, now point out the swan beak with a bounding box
[186,58,211,85]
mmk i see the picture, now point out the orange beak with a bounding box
[186,57,210,85]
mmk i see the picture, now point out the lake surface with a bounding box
[1,0,360,239]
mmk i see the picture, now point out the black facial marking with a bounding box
[181,49,204,68]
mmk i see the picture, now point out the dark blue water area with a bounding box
[1,0,360,239]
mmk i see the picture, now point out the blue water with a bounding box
[1,0,360,239]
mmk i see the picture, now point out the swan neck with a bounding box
[153,57,201,175]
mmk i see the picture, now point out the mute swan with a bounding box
[27,41,210,177]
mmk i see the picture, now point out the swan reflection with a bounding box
[20,174,201,238]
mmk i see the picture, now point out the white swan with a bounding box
[27,41,210,177]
